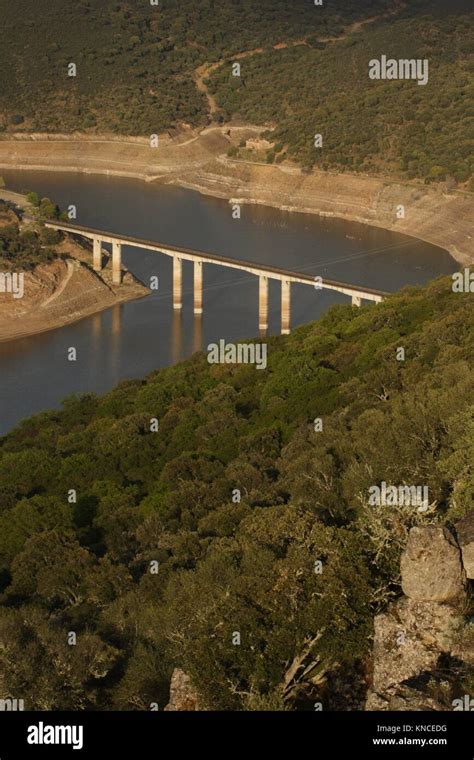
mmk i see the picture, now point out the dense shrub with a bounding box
[0,274,472,709]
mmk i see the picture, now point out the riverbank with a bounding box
[0,213,150,343]
[0,130,472,266]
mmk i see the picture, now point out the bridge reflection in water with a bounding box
[45,221,388,336]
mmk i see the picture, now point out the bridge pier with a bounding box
[352,295,362,307]
[281,279,291,335]
[93,238,102,272]
[173,256,183,310]
[194,261,203,315]
[259,276,268,332]
[112,242,122,285]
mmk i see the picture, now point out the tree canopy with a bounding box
[0,273,472,709]
[0,0,471,183]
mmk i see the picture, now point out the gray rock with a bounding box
[454,512,474,579]
[401,526,465,601]
[366,524,472,712]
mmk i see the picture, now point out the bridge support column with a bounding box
[281,279,291,335]
[93,238,102,272]
[352,295,362,307]
[173,256,182,310]
[194,261,203,315]
[112,242,122,285]
[259,276,268,332]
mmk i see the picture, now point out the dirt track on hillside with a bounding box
[193,0,408,117]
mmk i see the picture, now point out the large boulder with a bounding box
[454,512,474,579]
[366,524,472,711]
[400,526,465,602]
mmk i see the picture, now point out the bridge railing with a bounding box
[45,220,388,334]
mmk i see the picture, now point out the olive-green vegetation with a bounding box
[209,0,473,182]
[0,275,472,710]
[25,192,68,223]
[0,203,62,270]
[0,0,388,135]
[3,1,470,183]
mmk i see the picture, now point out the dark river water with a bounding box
[0,169,457,435]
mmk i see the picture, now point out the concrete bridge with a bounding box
[45,220,388,334]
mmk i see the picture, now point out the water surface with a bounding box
[0,170,457,435]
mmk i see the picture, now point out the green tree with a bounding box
[26,191,40,206]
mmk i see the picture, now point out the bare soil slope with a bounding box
[0,236,149,342]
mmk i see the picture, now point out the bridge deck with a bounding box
[45,220,389,301]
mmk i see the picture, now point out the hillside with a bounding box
[0,276,472,710]
[0,0,391,134]
[0,0,471,184]
[0,204,149,341]
[0,203,61,270]
[209,0,473,182]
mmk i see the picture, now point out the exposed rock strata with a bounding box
[0,131,472,266]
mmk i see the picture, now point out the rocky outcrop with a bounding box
[164,669,202,711]
[366,519,473,711]
[400,526,465,602]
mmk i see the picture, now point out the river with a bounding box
[0,169,457,436]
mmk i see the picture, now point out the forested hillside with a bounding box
[1,0,472,183]
[0,276,472,710]
[210,0,473,182]
[0,0,389,135]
